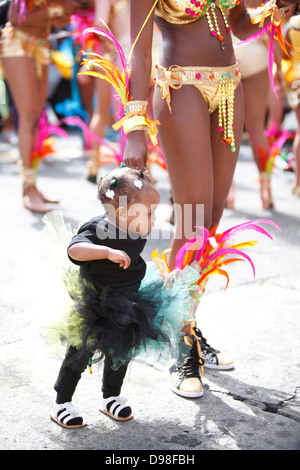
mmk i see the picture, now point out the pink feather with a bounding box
[175,236,205,269]
[83,22,129,87]
[217,219,281,243]
[202,247,256,277]
[235,24,271,48]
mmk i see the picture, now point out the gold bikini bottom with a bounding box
[155,63,242,152]
[0,22,51,79]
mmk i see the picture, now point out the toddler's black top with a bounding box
[68,214,147,293]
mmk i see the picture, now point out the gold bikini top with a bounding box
[155,0,240,24]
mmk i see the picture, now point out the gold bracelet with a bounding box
[126,125,151,134]
[123,115,149,134]
[124,100,148,115]
[48,6,65,19]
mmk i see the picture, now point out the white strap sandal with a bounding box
[100,396,133,421]
[50,402,87,428]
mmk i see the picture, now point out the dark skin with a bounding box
[124,0,294,272]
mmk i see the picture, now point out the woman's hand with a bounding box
[107,248,131,269]
[123,131,148,171]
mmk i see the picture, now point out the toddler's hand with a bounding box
[108,249,131,269]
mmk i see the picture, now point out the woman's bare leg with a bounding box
[211,82,244,228]
[77,65,95,119]
[2,56,50,212]
[154,84,214,270]
[154,81,243,267]
[243,69,273,209]
[87,78,112,181]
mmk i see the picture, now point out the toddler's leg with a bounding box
[50,346,91,428]
[100,354,132,421]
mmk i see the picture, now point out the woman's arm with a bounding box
[123,0,155,170]
[68,242,131,269]
[94,0,111,27]
[229,0,294,40]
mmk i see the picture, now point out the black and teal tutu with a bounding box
[51,266,185,370]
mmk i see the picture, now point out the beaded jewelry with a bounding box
[205,2,231,50]
[218,78,236,152]
[124,100,148,114]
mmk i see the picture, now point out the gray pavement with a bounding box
[0,121,300,451]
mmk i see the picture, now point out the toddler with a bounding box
[50,166,165,427]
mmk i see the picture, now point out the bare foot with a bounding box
[260,173,274,210]
[36,188,59,204]
[23,184,52,213]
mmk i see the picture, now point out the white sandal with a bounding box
[100,396,133,422]
[50,402,87,428]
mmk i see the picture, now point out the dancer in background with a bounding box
[281,10,300,196]
[233,9,272,209]
[0,0,79,213]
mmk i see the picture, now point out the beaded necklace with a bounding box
[184,0,239,50]
[157,0,240,49]
[205,2,231,50]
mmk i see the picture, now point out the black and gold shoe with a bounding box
[195,328,234,370]
[170,334,204,398]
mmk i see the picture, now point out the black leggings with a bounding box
[54,346,128,403]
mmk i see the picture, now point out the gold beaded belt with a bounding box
[155,63,241,152]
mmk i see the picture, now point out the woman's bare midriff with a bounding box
[154,12,236,68]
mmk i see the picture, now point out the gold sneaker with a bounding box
[195,328,234,370]
[170,334,204,398]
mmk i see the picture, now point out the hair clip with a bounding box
[120,162,126,168]
[105,189,115,199]
[134,179,143,189]
[110,178,117,186]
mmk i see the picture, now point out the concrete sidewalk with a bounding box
[0,129,299,451]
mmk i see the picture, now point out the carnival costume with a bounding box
[154,0,291,154]
[281,14,300,197]
[0,21,50,79]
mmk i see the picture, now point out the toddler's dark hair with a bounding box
[98,167,156,208]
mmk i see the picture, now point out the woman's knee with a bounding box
[19,111,41,133]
